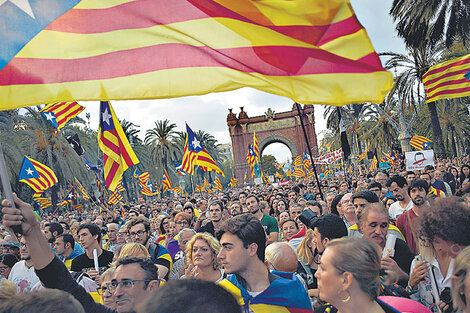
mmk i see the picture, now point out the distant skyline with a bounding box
[79,0,406,163]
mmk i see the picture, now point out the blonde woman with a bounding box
[452,246,470,313]
[116,243,150,261]
[182,233,225,283]
[297,229,318,291]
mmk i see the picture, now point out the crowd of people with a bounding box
[0,156,470,313]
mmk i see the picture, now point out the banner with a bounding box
[405,150,435,171]
[278,181,290,187]
[313,148,344,165]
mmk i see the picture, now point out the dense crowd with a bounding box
[1,156,470,313]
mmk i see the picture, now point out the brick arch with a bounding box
[259,133,298,157]
[227,104,318,183]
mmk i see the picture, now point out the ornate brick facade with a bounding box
[227,104,318,183]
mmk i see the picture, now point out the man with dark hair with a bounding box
[287,187,300,205]
[54,234,80,270]
[128,216,172,280]
[405,171,416,185]
[297,183,314,201]
[71,223,114,275]
[420,172,445,198]
[245,194,279,245]
[351,190,379,216]
[217,214,312,312]
[197,201,224,236]
[310,214,348,255]
[386,175,412,219]
[367,181,382,199]
[138,279,242,313]
[44,222,63,244]
[396,179,430,255]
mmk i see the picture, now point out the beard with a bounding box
[411,196,425,206]
[47,236,55,244]
[21,255,31,261]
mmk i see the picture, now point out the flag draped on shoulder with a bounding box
[409,135,432,151]
[181,123,224,176]
[98,101,139,191]
[423,53,470,103]
[40,102,84,131]
[18,156,58,193]
[0,0,392,109]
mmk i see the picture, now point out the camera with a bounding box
[298,208,319,230]
[440,287,453,313]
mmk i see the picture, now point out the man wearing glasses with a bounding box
[2,195,160,313]
[127,216,172,281]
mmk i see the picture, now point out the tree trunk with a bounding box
[397,109,412,153]
[427,102,445,157]
[450,127,458,157]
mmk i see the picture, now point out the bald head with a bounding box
[265,242,298,272]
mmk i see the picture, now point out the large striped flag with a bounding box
[423,54,470,103]
[98,101,139,191]
[0,0,392,110]
[18,156,58,193]
[409,135,432,151]
[181,123,224,176]
[162,169,173,193]
[39,102,84,131]
[74,177,90,200]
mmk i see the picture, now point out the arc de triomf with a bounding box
[227,103,319,183]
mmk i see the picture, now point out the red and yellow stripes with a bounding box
[20,157,58,192]
[423,54,470,103]
[40,102,84,131]
[0,0,391,109]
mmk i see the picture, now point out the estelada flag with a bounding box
[98,101,139,191]
[0,0,392,109]
[40,102,84,131]
[18,156,58,193]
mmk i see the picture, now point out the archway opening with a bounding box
[260,142,292,176]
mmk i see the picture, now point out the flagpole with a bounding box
[190,175,195,195]
[295,103,323,200]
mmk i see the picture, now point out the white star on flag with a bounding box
[44,112,54,121]
[102,108,111,126]
[192,138,201,150]
[25,167,34,176]
[0,0,36,19]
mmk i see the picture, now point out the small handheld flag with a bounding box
[18,156,58,193]
[40,102,84,131]
[409,135,432,151]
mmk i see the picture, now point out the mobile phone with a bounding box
[0,144,23,235]
[415,254,423,263]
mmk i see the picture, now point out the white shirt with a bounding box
[8,260,40,294]
[388,200,413,219]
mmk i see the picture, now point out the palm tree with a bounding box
[390,0,470,49]
[0,110,29,194]
[20,107,93,202]
[144,120,179,181]
[381,42,447,157]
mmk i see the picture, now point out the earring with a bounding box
[341,292,351,303]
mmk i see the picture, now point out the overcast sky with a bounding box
[80,0,407,163]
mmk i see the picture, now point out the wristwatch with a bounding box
[405,284,418,294]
